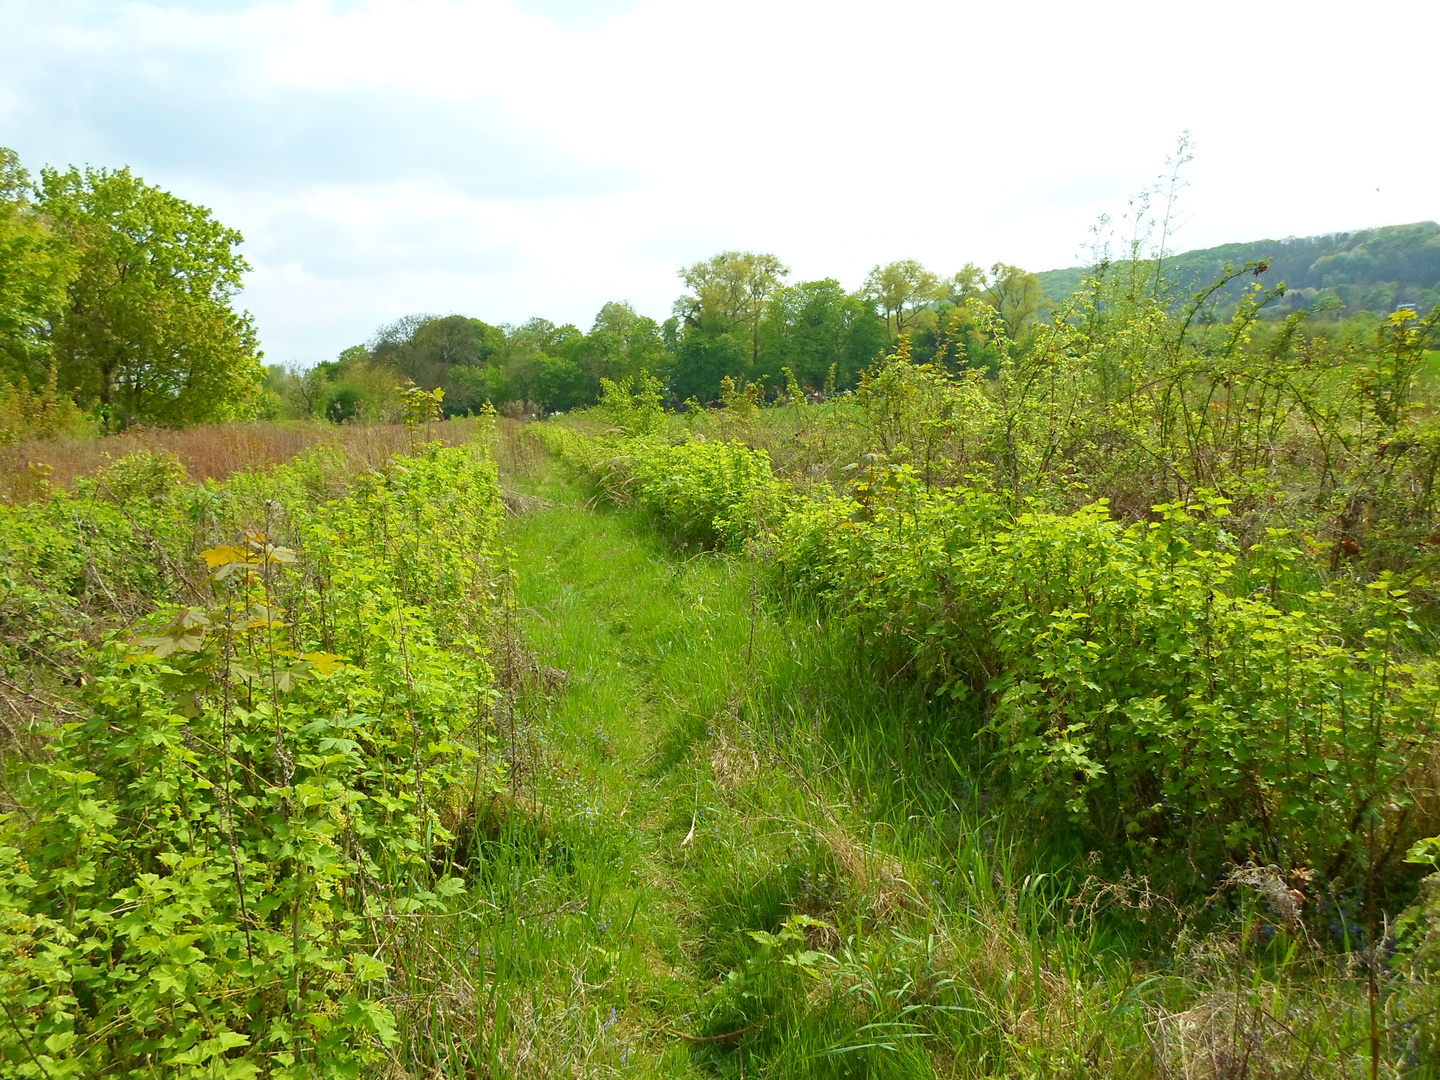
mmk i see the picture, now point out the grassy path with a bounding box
[467,438,1432,1080]
[494,461,967,1078]
[480,454,1152,1079]
[496,477,771,1076]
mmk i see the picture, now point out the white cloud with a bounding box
[2,0,1438,364]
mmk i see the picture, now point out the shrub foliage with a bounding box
[0,439,505,1077]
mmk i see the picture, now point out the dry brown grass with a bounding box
[708,727,762,792]
[0,418,487,502]
[821,823,916,922]
[1150,988,1298,1080]
[493,418,548,486]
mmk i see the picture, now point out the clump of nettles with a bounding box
[0,441,506,1078]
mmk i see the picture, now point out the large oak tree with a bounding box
[40,163,262,430]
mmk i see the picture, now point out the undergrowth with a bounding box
[0,429,508,1077]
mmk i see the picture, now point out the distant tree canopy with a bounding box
[661,254,1045,403]
[759,279,889,392]
[1,147,263,432]
[285,253,1042,416]
[865,259,942,338]
[1038,221,1440,320]
[278,221,1440,422]
[268,302,677,422]
[371,314,507,414]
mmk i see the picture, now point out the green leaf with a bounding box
[43,1031,77,1055]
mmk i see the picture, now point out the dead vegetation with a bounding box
[0,417,488,501]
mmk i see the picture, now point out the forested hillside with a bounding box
[1039,221,1440,319]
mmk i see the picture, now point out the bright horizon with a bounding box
[3,0,1437,368]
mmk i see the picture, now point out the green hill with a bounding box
[1039,220,1440,318]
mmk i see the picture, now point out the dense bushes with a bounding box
[778,474,1438,889]
[620,438,785,550]
[543,385,784,551]
[0,439,505,1077]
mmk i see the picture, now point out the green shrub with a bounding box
[545,425,785,551]
[778,473,1438,889]
[625,438,785,550]
[0,441,505,1078]
[595,371,665,436]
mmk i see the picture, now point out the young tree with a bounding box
[40,165,262,430]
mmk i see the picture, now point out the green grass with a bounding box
[1421,349,1440,383]
[394,435,1440,1078]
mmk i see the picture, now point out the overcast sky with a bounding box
[3,0,1437,367]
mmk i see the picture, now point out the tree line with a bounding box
[1,140,1049,432]
[6,143,1437,435]
[266,255,1051,421]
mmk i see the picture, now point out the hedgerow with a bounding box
[777,469,1439,889]
[0,439,505,1078]
[541,425,785,551]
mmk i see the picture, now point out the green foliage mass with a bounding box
[780,479,1435,886]
[40,164,264,431]
[758,279,890,394]
[266,304,677,426]
[269,254,1030,424]
[543,402,784,552]
[0,150,74,385]
[0,438,506,1077]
